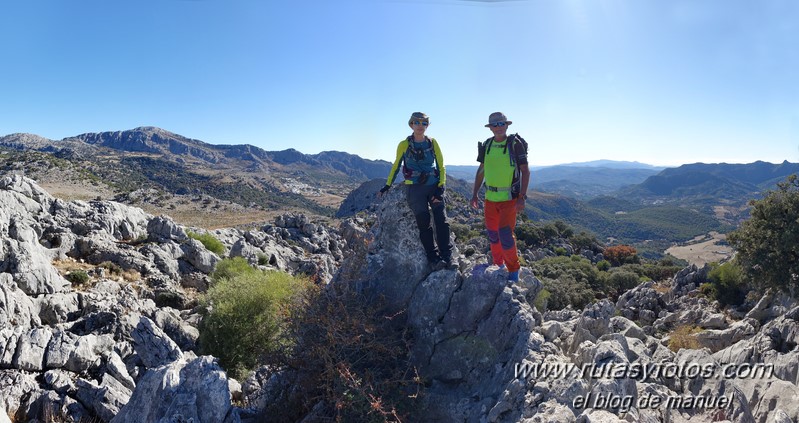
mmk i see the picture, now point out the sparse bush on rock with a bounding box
[187,230,225,255]
[199,257,308,379]
[66,270,89,285]
[705,260,748,306]
[667,324,703,352]
[606,269,642,296]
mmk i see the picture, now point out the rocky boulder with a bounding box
[111,356,233,423]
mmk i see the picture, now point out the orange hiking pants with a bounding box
[484,199,520,272]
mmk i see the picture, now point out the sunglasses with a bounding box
[490,122,507,128]
[412,121,429,126]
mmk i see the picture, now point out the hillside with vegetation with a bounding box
[2,127,794,260]
[448,161,661,200]
[0,127,393,227]
[618,160,799,205]
[524,191,732,245]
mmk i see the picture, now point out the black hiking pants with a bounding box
[407,184,452,263]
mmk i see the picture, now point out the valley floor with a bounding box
[665,231,733,266]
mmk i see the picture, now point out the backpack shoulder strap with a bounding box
[507,133,528,166]
[401,135,413,166]
[483,137,495,155]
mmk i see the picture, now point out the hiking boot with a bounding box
[507,271,519,282]
[442,257,457,270]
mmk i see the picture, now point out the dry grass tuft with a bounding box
[667,324,703,352]
[52,258,142,290]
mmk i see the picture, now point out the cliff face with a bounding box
[1,176,798,423]
[360,186,546,420]
[324,186,799,422]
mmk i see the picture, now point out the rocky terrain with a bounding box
[5,127,798,257]
[1,175,798,422]
[0,175,346,422]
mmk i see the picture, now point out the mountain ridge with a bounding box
[2,127,797,244]
[618,160,799,206]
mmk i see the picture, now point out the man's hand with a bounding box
[470,196,481,210]
[515,196,526,213]
[377,185,390,199]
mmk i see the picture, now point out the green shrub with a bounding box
[533,289,551,312]
[659,254,687,267]
[451,223,480,243]
[99,261,122,275]
[66,270,89,285]
[211,256,255,281]
[699,282,718,300]
[728,175,799,296]
[640,263,684,282]
[554,247,568,256]
[199,258,307,379]
[570,231,601,253]
[530,256,604,293]
[706,261,747,306]
[606,270,641,296]
[187,230,225,255]
[541,276,596,310]
[515,223,545,248]
[596,260,611,271]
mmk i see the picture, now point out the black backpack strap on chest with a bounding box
[485,136,516,167]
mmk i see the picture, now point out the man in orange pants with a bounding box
[469,112,530,281]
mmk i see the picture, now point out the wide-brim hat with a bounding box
[408,112,430,125]
[485,112,512,127]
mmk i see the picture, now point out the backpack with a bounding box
[402,136,439,183]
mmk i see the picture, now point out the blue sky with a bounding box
[1,0,798,166]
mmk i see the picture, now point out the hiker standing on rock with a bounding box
[470,112,530,281]
[378,112,455,271]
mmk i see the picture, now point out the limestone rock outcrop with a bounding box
[3,174,799,423]
[0,175,351,422]
[308,186,799,423]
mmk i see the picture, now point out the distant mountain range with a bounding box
[2,127,797,245]
[619,161,799,205]
[546,159,664,170]
[0,127,394,219]
[448,161,664,199]
[519,160,799,248]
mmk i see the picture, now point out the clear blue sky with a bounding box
[2,0,798,166]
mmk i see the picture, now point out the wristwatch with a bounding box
[519,194,527,200]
